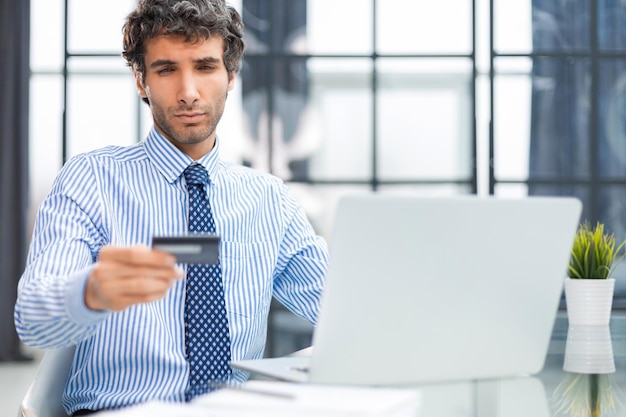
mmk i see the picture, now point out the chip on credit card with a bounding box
[151,234,220,264]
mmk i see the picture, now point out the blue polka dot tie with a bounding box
[183,164,231,401]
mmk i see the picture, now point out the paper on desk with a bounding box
[194,380,421,417]
[93,401,205,417]
[92,381,420,417]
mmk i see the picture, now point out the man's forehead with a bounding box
[144,34,225,60]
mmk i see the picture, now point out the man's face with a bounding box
[136,34,235,159]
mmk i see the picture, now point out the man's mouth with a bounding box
[176,112,204,123]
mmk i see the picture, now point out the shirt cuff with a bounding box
[65,265,110,326]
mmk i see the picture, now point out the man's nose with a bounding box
[177,73,200,105]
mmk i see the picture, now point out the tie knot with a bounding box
[184,164,209,187]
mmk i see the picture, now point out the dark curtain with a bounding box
[529,0,626,301]
[0,0,30,361]
[529,1,591,216]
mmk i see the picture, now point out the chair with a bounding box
[18,346,76,417]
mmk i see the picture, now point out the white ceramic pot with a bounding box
[563,278,615,326]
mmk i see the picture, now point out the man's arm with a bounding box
[14,156,183,348]
[271,185,329,324]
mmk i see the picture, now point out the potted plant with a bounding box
[564,221,626,325]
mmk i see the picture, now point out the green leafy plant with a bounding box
[568,221,626,279]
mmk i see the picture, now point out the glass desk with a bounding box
[409,311,626,417]
[96,312,626,417]
[542,311,626,417]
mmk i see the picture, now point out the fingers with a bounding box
[85,244,186,312]
[89,273,176,311]
[96,260,182,283]
[99,244,177,267]
[99,244,184,283]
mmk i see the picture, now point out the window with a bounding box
[29,0,626,305]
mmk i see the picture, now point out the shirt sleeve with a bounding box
[14,155,110,349]
[271,184,329,325]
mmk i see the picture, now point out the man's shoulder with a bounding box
[81,143,145,162]
[64,144,147,169]
[219,162,285,187]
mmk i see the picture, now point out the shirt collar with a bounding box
[143,126,221,185]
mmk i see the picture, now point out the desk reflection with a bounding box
[552,325,624,417]
[76,316,626,417]
[413,377,549,417]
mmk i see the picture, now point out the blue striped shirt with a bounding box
[14,127,329,413]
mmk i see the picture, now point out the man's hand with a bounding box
[85,245,184,312]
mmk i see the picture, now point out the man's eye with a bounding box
[199,66,216,71]
[156,67,174,74]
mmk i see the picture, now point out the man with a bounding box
[14,0,328,414]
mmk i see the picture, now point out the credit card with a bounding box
[151,234,220,264]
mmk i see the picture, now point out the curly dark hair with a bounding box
[122,0,244,84]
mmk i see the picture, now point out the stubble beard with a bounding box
[152,96,226,147]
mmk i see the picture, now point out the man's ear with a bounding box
[134,70,148,99]
[227,72,235,92]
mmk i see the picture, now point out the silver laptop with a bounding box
[232,195,582,386]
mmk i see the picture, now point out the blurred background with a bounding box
[3,0,626,412]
